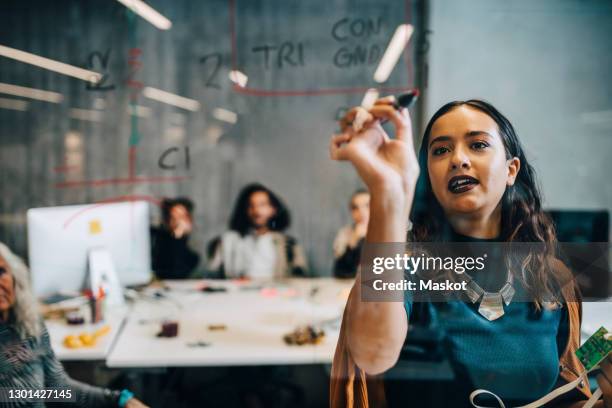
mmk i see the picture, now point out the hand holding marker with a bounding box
[341,89,419,133]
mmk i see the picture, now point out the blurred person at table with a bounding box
[332,189,370,278]
[207,183,308,279]
[151,197,201,280]
[0,242,148,408]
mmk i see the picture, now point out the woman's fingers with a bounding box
[329,129,384,172]
[352,107,374,133]
[373,95,396,106]
[368,105,413,142]
[329,133,352,160]
[368,121,390,143]
[339,108,359,133]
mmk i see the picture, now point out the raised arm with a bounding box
[330,97,420,374]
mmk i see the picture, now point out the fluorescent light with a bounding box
[213,108,238,124]
[373,24,414,83]
[229,70,248,88]
[116,0,172,30]
[360,88,379,109]
[69,108,103,122]
[164,126,185,143]
[142,87,200,112]
[128,104,152,118]
[206,124,223,144]
[0,97,28,111]
[93,98,106,110]
[64,131,83,149]
[0,82,63,103]
[0,45,102,83]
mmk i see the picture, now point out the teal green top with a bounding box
[403,232,567,406]
[407,301,564,403]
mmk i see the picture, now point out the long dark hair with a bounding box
[229,183,291,236]
[410,100,567,305]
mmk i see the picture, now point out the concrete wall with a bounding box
[423,0,612,235]
[0,0,418,274]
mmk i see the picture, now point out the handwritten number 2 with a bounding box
[86,49,115,91]
[199,53,222,89]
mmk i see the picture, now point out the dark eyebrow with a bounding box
[428,131,493,149]
[428,135,451,148]
[466,130,493,138]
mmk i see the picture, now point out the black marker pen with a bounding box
[344,89,420,131]
[392,89,419,110]
[377,89,419,126]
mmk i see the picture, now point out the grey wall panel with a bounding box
[0,0,418,274]
[424,0,612,237]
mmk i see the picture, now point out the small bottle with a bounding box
[84,289,97,324]
[94,286,106,323]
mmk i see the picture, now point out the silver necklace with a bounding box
[464,273,515,321]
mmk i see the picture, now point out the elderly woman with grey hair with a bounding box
[0,242,148,407]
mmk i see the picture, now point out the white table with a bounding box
[46,307,128,361]
[106,278,352,368]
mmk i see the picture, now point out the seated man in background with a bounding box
[151,198,201,280]
[332,189,370,278]
[0,242,147,408]
[207,183,307,279]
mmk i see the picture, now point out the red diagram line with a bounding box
[232,85,418,97]
[228,0,415,96]
[230,0,237,71]
[404,0,413,82]
[62,194,162,229]
[55,49,181,190]
[128,146,137,179]
[55,176,189,189]
[57,2,415,190]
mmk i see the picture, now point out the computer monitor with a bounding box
[547,209,610,299]
[27,201,152,297]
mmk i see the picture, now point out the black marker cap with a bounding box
[394,90,420,110]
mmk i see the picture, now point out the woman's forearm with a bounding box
[345,275,408,374]
[367,185,411,242]
[345,186,412,374]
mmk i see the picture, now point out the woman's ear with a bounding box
[506,157,521,186]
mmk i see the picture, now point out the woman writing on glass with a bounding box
[329,98,611,407]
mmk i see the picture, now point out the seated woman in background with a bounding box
[151,197,201,280]
[0,242,147,408]
[332,189,370,278]
[207,183,307,278]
